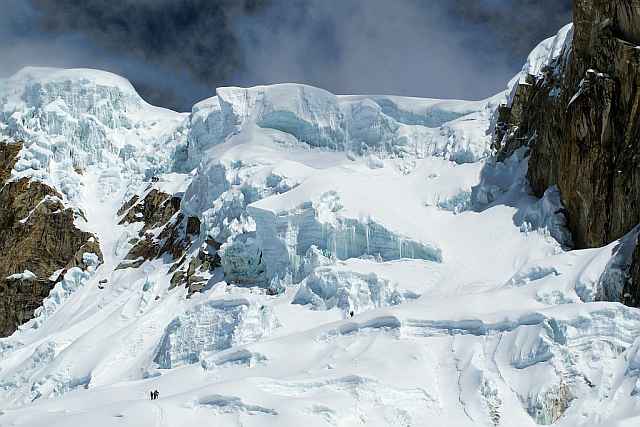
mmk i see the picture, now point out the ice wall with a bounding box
[249,192,442,281]
[180,83,499,168]
[153,297,278,369]
[0,67,187,200]
[293,266,419,316]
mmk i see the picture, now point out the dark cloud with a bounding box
[450,0,573,61]
[0,0,571,111]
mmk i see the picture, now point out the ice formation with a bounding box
[180,83,500,169]
[0,54,638,427]
[293,261,420,316]
[154,297,278,369]
[0,67,187,204]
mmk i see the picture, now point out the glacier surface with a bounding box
[0,57,638,427]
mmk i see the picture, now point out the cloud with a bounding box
[0,0,572,110]
[232,0,573,100]
[232,0,512,100]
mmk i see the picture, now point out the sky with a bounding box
[1,0,572,111]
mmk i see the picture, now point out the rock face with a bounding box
[118,189,181,232]
[495,0,640,305]
[116,189,185,269]
[116,187,218,294]
[0,141,22,183]
[0,141,102,336]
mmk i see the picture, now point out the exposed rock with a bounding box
[0,140,22,183]
[115,186,221,294]
[169,241,221,295]
[0,141,103,336]
[628,243,640,305]
[66,238,103,270]
[116,187,187,269]
[116,194,139,217]
[118,189,181,232]
[494,0,640,305]
[186,216,201,235]
[116,213,191,270]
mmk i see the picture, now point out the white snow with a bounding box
[5,270,37,282]
[507,23,574,102]
[0,67,188,208]
[0,56,639,427]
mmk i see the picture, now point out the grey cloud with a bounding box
[0,0,571,110]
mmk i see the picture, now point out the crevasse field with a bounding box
[1,24,640,426]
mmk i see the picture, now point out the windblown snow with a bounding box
[1,25,639,427]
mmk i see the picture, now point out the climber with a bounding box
[150,390,154,400]
[154,390,159,400]
[349,310,354,318]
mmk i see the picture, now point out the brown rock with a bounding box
[0,140,22,183]
[0,141,102,336]
[115,186,194,271]
[118,189,181,233]
[117,195,139,217]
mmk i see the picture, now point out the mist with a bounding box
[1,0,572,111]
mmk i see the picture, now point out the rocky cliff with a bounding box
[495,0,640,305]
[0,141,102,336]
[116,186,218,295]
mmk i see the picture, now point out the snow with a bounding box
[0,67,188,208]
[150,172,192,196]
[293,259,422,316]
[507,23,573,102]
[5,270,37,282]
[178,83,502,174]
[0,58,639,427]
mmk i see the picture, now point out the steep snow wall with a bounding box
[0,67,187,202]
[180,83,501,170]
[249,195,443,281]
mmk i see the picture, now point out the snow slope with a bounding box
[1,25,640,426]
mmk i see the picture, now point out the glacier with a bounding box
[0,21,638,426]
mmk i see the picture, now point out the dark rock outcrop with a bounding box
[628,243,640,304]
[169,241,221,295]
[0,141,103,336]
[0,141,22,183]
[495,0,640,305]
[116,188,192,270]
[119,189,181,232]
[116,187,220,295]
